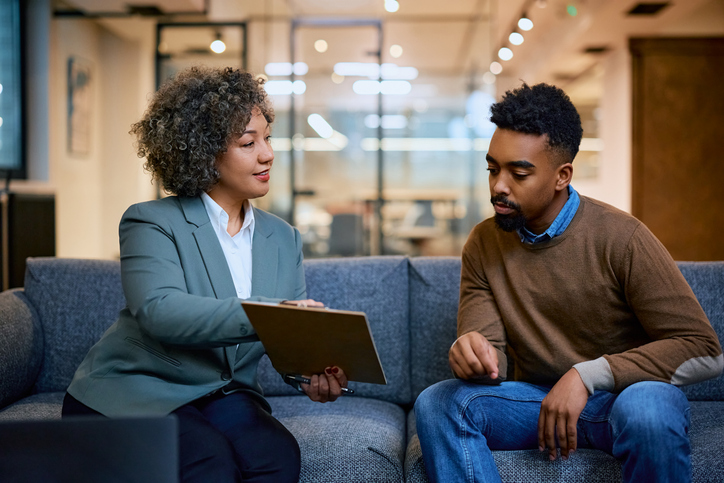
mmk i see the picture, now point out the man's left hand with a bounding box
[537,368,589,461]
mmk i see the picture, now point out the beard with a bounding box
[491,195,527,232]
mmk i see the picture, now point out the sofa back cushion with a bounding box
[0,290,43,407]
[24,258,125,393]
[678,261,724,401]
[258,256,412,404]
[408,257,461,400]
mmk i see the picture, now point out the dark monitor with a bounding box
[0,416,179,483]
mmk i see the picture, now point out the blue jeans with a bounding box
[414,380,691,483]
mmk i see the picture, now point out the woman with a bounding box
[63,66,347,482]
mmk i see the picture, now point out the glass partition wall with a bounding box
[154,14,496,258]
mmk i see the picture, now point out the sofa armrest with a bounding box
[0,289,43,409]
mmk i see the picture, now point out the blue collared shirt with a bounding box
[518,185,580,244]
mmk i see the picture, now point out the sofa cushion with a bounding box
[259,256,412,405]
[0,290,43,408]
[270,396,405,483]
[689,400,724,481]
[677,262,724,401]
[0,392,64,422]
[408,257,461,400]
[23,258,125,394]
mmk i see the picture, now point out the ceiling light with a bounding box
[518,16,533,31]
[314,39,328,53]
[308,114,334,138]
[381,63,418,80]
[265,62,309,76]
[509,32,524,45]
[384,0,400,13]
[482,72,496,85]
[390,44,403,58]
[381,80,411,95]
[335,62,380,77]
[352,80,411,95]
[353,80,380,95]
[210,33,226,54]
[490,61,503,75]
[292,80,306,95]
[365,114,408,129]
[264,80,307,96]
[331,72,345,84]
[498,47,513,61]
[293,62,308,75]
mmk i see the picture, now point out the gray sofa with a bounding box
[1,256,723,482]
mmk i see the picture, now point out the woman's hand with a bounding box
[281,299,324,308]
[301,366,348,403]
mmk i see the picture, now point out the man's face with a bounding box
[486,128,569,234]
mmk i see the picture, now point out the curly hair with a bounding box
[130,66,274,197]
[490,82,582,164]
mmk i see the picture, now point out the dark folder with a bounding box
[242,301,387,385]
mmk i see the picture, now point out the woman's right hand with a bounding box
[301,366,348,403]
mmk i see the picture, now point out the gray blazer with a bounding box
[67,196,306,417]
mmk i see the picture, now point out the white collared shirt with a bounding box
[200,192,254,299]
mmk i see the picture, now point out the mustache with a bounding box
[490,195,521,212]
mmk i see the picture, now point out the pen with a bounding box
[284,374,354,395]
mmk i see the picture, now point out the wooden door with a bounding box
[630,38,724,261]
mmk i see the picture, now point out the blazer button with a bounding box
[240,326,248,335]
[221,371,231,381]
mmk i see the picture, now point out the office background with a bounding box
[1,0,723,278]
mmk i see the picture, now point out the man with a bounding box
[414,83,723,483]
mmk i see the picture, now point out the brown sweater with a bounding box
[459,196,723,393]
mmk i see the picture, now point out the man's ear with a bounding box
[555,163,573,192]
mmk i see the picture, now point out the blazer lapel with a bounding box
[180,197,238,371]
[180,197,237,300]
[251,208,279,298]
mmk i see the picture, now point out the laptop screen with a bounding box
[0,416,178,483]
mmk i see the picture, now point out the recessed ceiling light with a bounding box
[390,44,403,58]
[518,16,533,31]
[498,47,513,61]
[314,39,328,53]
[509,32,524,45]
[627,2,670,15]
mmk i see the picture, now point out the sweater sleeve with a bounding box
[457,228,509,382]
[594,224,723,393]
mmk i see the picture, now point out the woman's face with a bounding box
[212,109,274,203]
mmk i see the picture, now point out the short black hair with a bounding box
[490,82,582,163]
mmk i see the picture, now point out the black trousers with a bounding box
[62,392,300,483]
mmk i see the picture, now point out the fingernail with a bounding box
[549,454,556,461]
[325,367,332,375]
[539,446,544,452]
[332,367,339,374]
[562,455,568,461]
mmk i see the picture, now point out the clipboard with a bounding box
[241,301,387,385]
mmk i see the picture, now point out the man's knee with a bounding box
[415,380,465,425]
[612,382,690,443]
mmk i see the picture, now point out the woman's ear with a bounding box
[555,163,573,191]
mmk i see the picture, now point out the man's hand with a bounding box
[449,332,499,380]
[537,368,589,461]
